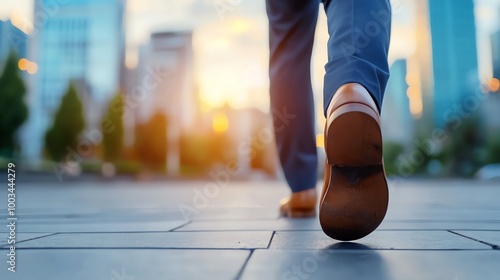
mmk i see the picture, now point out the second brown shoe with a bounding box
[320,83,388,241]
[280,188,317,218]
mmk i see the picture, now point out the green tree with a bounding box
[134,113,167,170]
[44,83,85,161]
[485,133,500,164]
[0,52,28,158]
[382,141,406,176]
[101,92,124,162]
[438,114,485,177]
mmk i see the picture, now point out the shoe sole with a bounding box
[320,103,388,241]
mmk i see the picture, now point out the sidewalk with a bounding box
[1,179,499,279]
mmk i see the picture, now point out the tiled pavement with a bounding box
[0,179,499,279]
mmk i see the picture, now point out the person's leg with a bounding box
[319,0,391,240]
[322,0,391,113]
[266,0,320,193]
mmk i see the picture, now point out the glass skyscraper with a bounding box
[381,59,413,144]
[414,0,479,128]
[23,0,125,160]
[0,20,27,68]
[492,30,500,80]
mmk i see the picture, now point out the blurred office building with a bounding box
[0,20,27,68]
[412,0,479,129]
[133,31,196,175]
[22,0,125,161]
[483,29,500,130]
[492,29,500,79]
[482,92,500,130]
[381,59,413,145]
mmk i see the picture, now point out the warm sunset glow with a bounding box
[405,61,423,119]
[213,112,229,133]
[489,78,500,92]
[406,86,419,99]
[125,48,138,70]
[127,0,148,13]
[10,10,32,34]
[407,86,423,118]
[200,102,212,113]
[316,134,324,148]
[193,16,269,111]
[405,72,419,86]
[18,58,28,70]
[27,61,38,74]
[229,19,251,34]
[18,58,38,74]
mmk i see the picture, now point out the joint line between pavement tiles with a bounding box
[235,249,254,280]
[448,230,499,249]
[169,221,192,231]
[266,231,276,249]
[0,247,259,251]
[0,248,495,252]
[0,232,59,247]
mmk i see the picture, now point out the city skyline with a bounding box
[1,0,499,112]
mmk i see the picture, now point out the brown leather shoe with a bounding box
[279,188,317,218]
[320,83,388,241]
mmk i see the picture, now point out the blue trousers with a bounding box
[267,0,391,192]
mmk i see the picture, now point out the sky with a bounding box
[1,0,499,111]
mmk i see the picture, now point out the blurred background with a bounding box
[0,0,499,181]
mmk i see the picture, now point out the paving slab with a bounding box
[269,230,491,250]
[192,208,280,221]
[0,233,55,246]
[242,249,500,280]
[0,208,279,224]
[175,218,321,231]
[0,220,187,233]
[453,231,500,247]
[0,180,498,279]
[0,249,249,280]
[0,208,186,223]
[386,208,500,221]
[3,231,273,249]
[175,219,500,232]
[378,221,500,230]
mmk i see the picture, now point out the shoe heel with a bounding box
[320,164,388,241]
[325,103,382,166]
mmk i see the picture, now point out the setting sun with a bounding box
[212,112,229,133]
